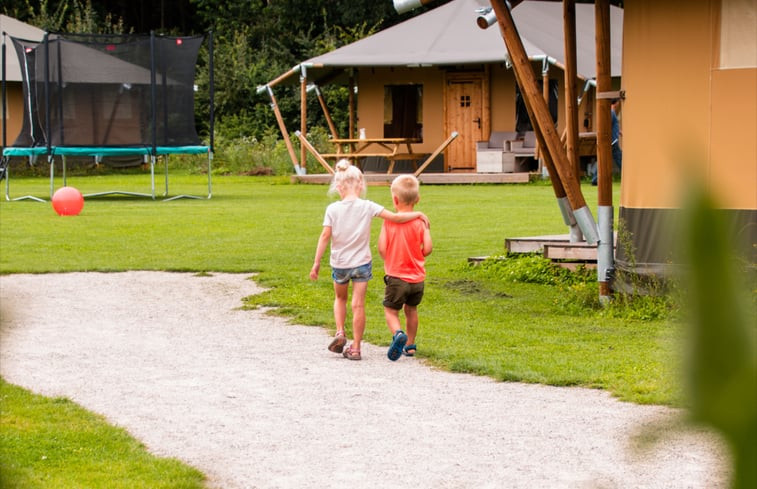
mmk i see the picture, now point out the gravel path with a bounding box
[0,272,728,488]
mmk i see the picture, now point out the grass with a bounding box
[0,172,683,486]
[0,379,205,488]
[0,173,678,403]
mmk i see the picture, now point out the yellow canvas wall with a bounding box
[1,83,24,147]
[621,0,757,210]
[490,64,517,132]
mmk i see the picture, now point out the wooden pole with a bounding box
[300,66,307,172]
[314,85,339,139]
[295,131,334,174]
[595,0,614,299]
[535,59,549,164]
[267,66,299,89]
[265,86,300,171]
[512,61,571,220]
[414,131,458,177]
[511,58,569,212]
[348,70,356,139]
[563,0,580,183]
[490,0,598,243]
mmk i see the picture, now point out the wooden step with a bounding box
[543,243,600,261]
[505,234,570,253]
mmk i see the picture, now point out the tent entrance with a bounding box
[444,72,487,172]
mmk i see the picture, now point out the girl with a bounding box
[309,160,427,360]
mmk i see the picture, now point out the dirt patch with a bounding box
[0,272,729,488]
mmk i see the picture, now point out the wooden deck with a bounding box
[469,234,608,270]
[503,233,618,269]
[291,172,532,185]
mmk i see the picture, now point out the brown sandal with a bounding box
[342,346,361,361]
[328,332,346,353]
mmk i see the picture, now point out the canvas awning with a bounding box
[269,0,622,86]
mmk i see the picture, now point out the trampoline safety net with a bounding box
[3,31,214,201]
[11,32,205,149]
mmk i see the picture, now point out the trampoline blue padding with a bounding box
[2,147,48,157]
[3,146,210,157]
[156,146,210,155]
[51,147,151,157]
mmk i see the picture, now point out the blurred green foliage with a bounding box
[679,188,757,489]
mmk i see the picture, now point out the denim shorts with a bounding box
[331,262,373,284]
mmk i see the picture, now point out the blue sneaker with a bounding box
[387,330,408,361]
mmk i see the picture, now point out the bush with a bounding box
[474,253,680,321]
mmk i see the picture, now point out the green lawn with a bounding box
[0,379,205,489]
[1,173,685,487]
[1,174,676,404]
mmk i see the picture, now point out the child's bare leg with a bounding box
[384,307,403,335]
[404,304,419,346]
[333,282,348,335]
[350,280,368,350]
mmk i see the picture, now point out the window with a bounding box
[515,79,558,134]
[719,0,757,68]
[383,84,423,139]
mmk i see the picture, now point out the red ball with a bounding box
[52,187,84,216]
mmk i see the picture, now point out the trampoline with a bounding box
[1,30,214,201]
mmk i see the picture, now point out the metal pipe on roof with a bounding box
[393,0,435,15]
[476,7,498,29]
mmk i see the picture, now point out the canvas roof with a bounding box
[298,0,622,82]
[6,33,184,86]
[1,15,44,82]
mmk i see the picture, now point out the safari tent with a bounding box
[616,0,756,275]
[261,0,622,174]
[0,15,44,150]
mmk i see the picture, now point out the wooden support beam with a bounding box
[563,0,581,182]
[596,90,624,99]
[300,67,307,171]
[490,0,597,243]
[264,86,300,172]
[490,0,586,211]
[348,71,356,139]
[295,131,334,174]
[267,65,299,89]
[313,85,339,139]
[535,60,549,165]
[595,0,614,298]
[414,131,458,177]
[595,0,613,207]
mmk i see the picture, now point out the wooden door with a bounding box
[445,74,486,172]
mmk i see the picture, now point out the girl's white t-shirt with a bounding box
[323,198,384,268]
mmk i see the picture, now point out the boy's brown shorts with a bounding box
[382,275,425,310]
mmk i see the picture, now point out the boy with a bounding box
[378,174,433,361]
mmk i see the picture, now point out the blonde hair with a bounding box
[390,174,420,205]
[328,159,366,198]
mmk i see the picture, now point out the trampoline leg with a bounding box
[4,159,9,201]
[164,154,169,197]
[207,151,213,199]
[2,160,46,203]
[150,155,156,200]
[62,156,67,187]
[49,155,55,199]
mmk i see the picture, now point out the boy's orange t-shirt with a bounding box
[381,219,427,283]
